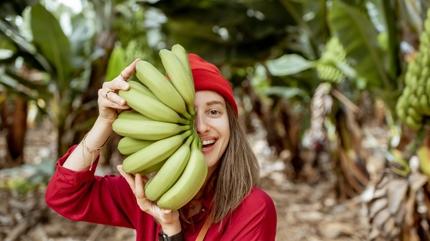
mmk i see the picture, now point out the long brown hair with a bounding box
[211,102,260,223]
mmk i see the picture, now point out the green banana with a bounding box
[157,137,207,210]
[141,161,164,175]
[117,137,153,155]
[119,88,187,124]
[398,8,430,129]
[117,111,149,121]
[122,131,192,174]
[135,60,188,116]
[418,146,430,178]
[128,80,156,98]
[160,49,194,119]
[112,117,190,140]
[171,44,192,79]
[145,135,194,201]
[405,116,421,130]
[407,107,421,121]
[171,44,196,116]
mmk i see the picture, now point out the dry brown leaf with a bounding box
[369,198,388,218]
[387,179,408,214]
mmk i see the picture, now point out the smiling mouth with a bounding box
[201,139,217,153]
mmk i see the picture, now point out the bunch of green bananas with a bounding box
[316,37,346,83]
[112,44,208,210]
[396,9,430,130]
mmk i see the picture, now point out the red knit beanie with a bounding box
[188,53,238,114]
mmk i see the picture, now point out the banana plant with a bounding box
[257,0,401,192]
[324,1,430,239]
[0,2,109,156]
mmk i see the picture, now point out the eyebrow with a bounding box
[206,100,225,107]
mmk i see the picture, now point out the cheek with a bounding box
[216,115,230,142]
[208,117,230,167]
[216,117,230,156]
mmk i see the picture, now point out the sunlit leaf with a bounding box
[265,86,309,100]
[266,54,314,76]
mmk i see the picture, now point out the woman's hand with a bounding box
[98,60,139,123]
[117,165,182,236]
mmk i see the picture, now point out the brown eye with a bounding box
[208,109,221,117]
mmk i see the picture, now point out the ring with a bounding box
[105,89,114,99]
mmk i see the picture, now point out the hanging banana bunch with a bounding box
[397,9,430,130]
[316,37,347,83]
[112,44,207,210]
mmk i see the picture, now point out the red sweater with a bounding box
[45,146,277,241]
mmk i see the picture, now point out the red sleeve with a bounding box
[221,188,277,241]
[45,145,153,229]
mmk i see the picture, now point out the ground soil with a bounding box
[0,120,368,241]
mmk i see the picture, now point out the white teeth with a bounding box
[202,139,216,145]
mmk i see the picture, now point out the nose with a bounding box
[195,111,209,135]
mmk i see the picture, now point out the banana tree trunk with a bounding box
[278,99,304,179]
[240,80,285,153]
[1,94,28,167]
[239,80,305,179]
[334,108,369,199]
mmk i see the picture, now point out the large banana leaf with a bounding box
[280,0,328,59]
[0,20,50,71]
[30,3,72,92]
[328,0,390,90]
[366,0,400,82]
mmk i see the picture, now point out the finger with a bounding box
[99,88,127,106]
[134,174,146,199]
[100,97,130,110]
[120,59,140,80]
[117,165,136,193]
[106,91,127,106]
[161,209,172,214]
[103,59,139,90]
[134,174,154,213]
[103,78,129,91]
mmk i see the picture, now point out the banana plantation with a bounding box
[2,0,430,240]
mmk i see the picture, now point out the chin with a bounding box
[204,156,214,167]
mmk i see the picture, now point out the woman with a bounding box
[45,53,277,241]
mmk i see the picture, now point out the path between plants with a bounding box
[0,121,368,241]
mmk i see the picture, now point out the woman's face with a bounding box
[194,91,230,170]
